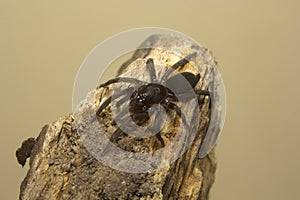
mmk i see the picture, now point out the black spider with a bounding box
[96,52,210,148]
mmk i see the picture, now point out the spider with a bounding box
[96,52,210,148]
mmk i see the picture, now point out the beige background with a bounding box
[1,0,299,199]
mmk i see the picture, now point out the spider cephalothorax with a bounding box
[96,52,210,147]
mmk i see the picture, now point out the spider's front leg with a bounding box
[146,58,157,83]
[161,52,197,84]
[96,77,147,89]
[96,87,134,117]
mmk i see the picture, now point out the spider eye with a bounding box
[153,87,160,93]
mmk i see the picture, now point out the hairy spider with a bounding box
[96,52,210,147]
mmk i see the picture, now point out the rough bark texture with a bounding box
[17,34,219,200]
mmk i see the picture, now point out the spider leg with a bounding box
[109,127,125,143]
[111,104,130,125]
[164,102,189,130]
[115,89,134,108]
[118,113,166,148]
[195,89,210,96]
[96,87,134,116]
[103,111,166,154]
[169,52,197,71]
[146,106,166,147]
[166,88,210,102]
[155,132,165,147]
[146,58,157,83]
[196,89,212,110]
[172,92,194,101]
[175,89,210,101]
[109,90,134,125]
[164,101,195,154]
[96,77,147,89]
[101,127,125,156]
[161,52,197,84]
[101,116,133,155]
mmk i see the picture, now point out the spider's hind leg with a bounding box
[195,89,210,96]
[155,132,165,147]
[164,102,189,130]
[101,127,126,156]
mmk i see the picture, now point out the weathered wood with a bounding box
[16,34,218,200]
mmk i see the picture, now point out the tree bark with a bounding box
[16,34,218,200]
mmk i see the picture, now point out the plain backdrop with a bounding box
[1,0,299,199]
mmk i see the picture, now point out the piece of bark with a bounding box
[17,34,219,200]
[16,137,36,167]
